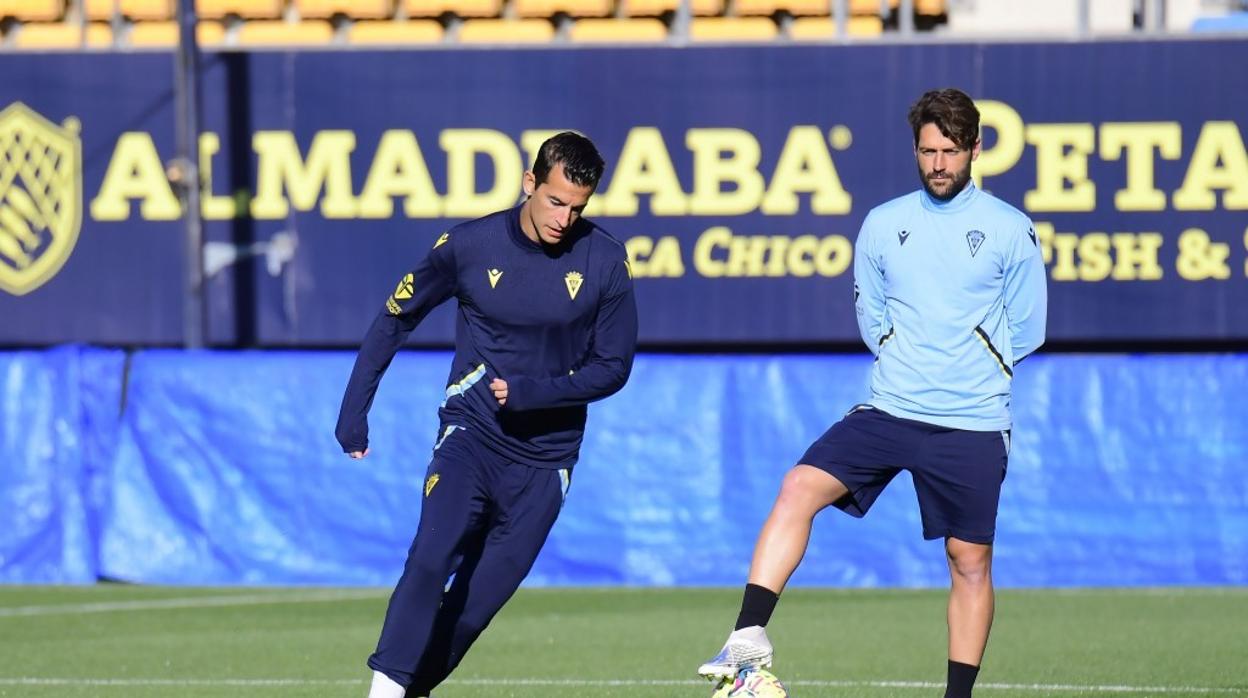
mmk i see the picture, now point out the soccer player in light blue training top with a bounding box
[697,88,1048,698]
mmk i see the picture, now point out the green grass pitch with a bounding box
[0,585,1244,697]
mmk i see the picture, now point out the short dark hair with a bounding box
[908,89,980,150]
[533,131,605,191]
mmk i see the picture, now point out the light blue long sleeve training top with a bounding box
[853,182,1048,431]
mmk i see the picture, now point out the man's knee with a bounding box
[946,539,993,585]
[404,543,460,581]
[774,465,848,515]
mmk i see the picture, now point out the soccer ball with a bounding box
[710,668,789,698]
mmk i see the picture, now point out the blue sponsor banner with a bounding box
[1,40,1246,346]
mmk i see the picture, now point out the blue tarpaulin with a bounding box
[1,349,1245,586]
[0,346,124,583]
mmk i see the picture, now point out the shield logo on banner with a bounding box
[0,103,83,296]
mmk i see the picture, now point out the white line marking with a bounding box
[0,589,387,618]
[0,679,362,687]
[1014,587,1248,598]
[1,677,1244,693]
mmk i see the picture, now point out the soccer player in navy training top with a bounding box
[336,132,637,698]
[696,89,1047,698]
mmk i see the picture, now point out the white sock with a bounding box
[367,670,406,698]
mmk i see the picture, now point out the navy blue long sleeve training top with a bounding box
[336,205,638,469]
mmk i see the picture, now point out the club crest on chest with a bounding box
[564,271,583,300]
[966,230,985,257]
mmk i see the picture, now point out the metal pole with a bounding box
[1077,0,1091,37]
[75,0,87,48]
[833,0,847,39]
[174,0,205,348]
[1148,0,1165,32]
[898,0,914,36]
[673,0,692,44]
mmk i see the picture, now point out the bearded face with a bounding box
[914,122,979,202]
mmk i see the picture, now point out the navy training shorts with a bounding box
[799,405,1009,544]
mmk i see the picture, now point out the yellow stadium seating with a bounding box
[347,19,443,44]
[847,14,883,34]
[1,0,64,21]
[458,18,554,42]
[195,0,283,20]
[689,17,777,41]
[883,0,945,12]
[569,18,667,42]
[127,20,227,46]
[404,0,502,18]
[295,0,392,20]
[851,0,881,15]
[623,0,722,17]
[790,15,883,37]
[13,22,111,48]
[236,19,335,45]
[514,0,612,18]
[84,0,173,21]
[735,0,830,17]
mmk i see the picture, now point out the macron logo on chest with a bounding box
[487,268,503,288]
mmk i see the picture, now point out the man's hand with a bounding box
[490,377,508,406]
[348,448,370,459]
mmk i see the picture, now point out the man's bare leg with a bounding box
[747,465,850,592]
[944,536,994,698]
[698,465,849,679]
